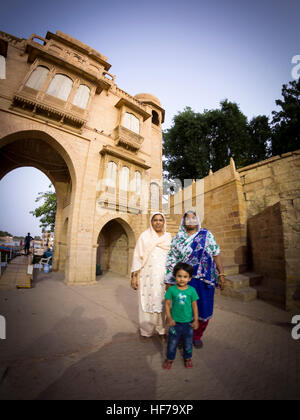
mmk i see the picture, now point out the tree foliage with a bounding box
[163,100,271,183]
[30,185,57,233]
[0,230,13,237]
[271,78,300,155]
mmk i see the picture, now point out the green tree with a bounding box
[271,79,300,155]
[205,100,251,170]
[163,107,210,183]
[246,115,272,164]
[0,231,13,237]
[163,100,270,182]
[30,185,57,232]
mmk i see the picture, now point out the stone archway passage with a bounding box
[0,130,75,279]
[97,219,133,276]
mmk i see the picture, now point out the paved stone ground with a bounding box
[0,256,31,290]
[0,271,299,400]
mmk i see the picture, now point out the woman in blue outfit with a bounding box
[165,210,226,347]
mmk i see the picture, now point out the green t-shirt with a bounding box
[165,285,199,323]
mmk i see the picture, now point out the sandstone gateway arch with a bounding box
[0,30,164,284]
[1,30,300,314]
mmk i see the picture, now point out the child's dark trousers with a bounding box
[166,322,193,360]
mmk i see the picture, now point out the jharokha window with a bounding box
[72,84,90,109]
[123,112,140,134]
[25,65,49,90]
[106,161,117,191]
[46,73,73,101]
[150,182,160,210]
[134,171,142,195]
[120,166,130,191]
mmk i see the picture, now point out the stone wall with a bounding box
[166,159,248,276]
[239,150,300,313]
[165,151,300,313]
[247,202,286,307]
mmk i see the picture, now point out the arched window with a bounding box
[152,110,159,126]
[25,65,49,90]
[123,112,140,134]
[150,182,160,210]
[120,166,130,191]
[134,171,141,195]
[106,161,117,189]
[46,74,73,101]
[0,55,6,80]
[72,84,90,109]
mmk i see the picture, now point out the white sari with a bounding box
[131,212,172,337]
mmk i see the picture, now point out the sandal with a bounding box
[184,359,193,368]
[162,360,173,370]
[193,340,203,348]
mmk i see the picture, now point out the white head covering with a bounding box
[131,212,172,273]
[178,210,201,236]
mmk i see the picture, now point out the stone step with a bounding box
[225,274,251,289]
[218,271,262,302]
[217,286,257,302]
[241,271,263,287]
[254,285,285,307]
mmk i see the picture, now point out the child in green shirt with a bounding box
[163,262,199,370]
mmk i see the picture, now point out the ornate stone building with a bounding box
[0,30,165,285]
[1,29,299,314]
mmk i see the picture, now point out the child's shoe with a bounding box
[162,360,173,370]
[184,359,193,368]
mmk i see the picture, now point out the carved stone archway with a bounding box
[96,217,136,277]
[0,130,76,277]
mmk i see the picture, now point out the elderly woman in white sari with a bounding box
[131,212,172,340]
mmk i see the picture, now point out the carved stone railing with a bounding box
[114,125,144,152]
[13,88,87,129]
[26,34,114,94]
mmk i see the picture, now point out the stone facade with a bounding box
[239,152,300,313]
[0,30,164,285]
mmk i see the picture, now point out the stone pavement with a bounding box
[0,271,299,400]
[0,256,31,290]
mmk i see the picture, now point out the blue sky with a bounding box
[0,0,300,236]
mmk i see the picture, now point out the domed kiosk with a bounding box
[134,93,165,126]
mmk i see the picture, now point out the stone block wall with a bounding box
[165,151,300,312]
[166,159,248,275]
[239,151,300,313]
[248,202,286,306]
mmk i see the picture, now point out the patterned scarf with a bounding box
[165,211,218,287]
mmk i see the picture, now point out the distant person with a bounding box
[24,233,33,255]
[43,248,52,259]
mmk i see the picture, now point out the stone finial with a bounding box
[230,157,236,172]
[209,169,213,175]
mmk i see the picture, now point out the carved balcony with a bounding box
[114,125,144,152]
